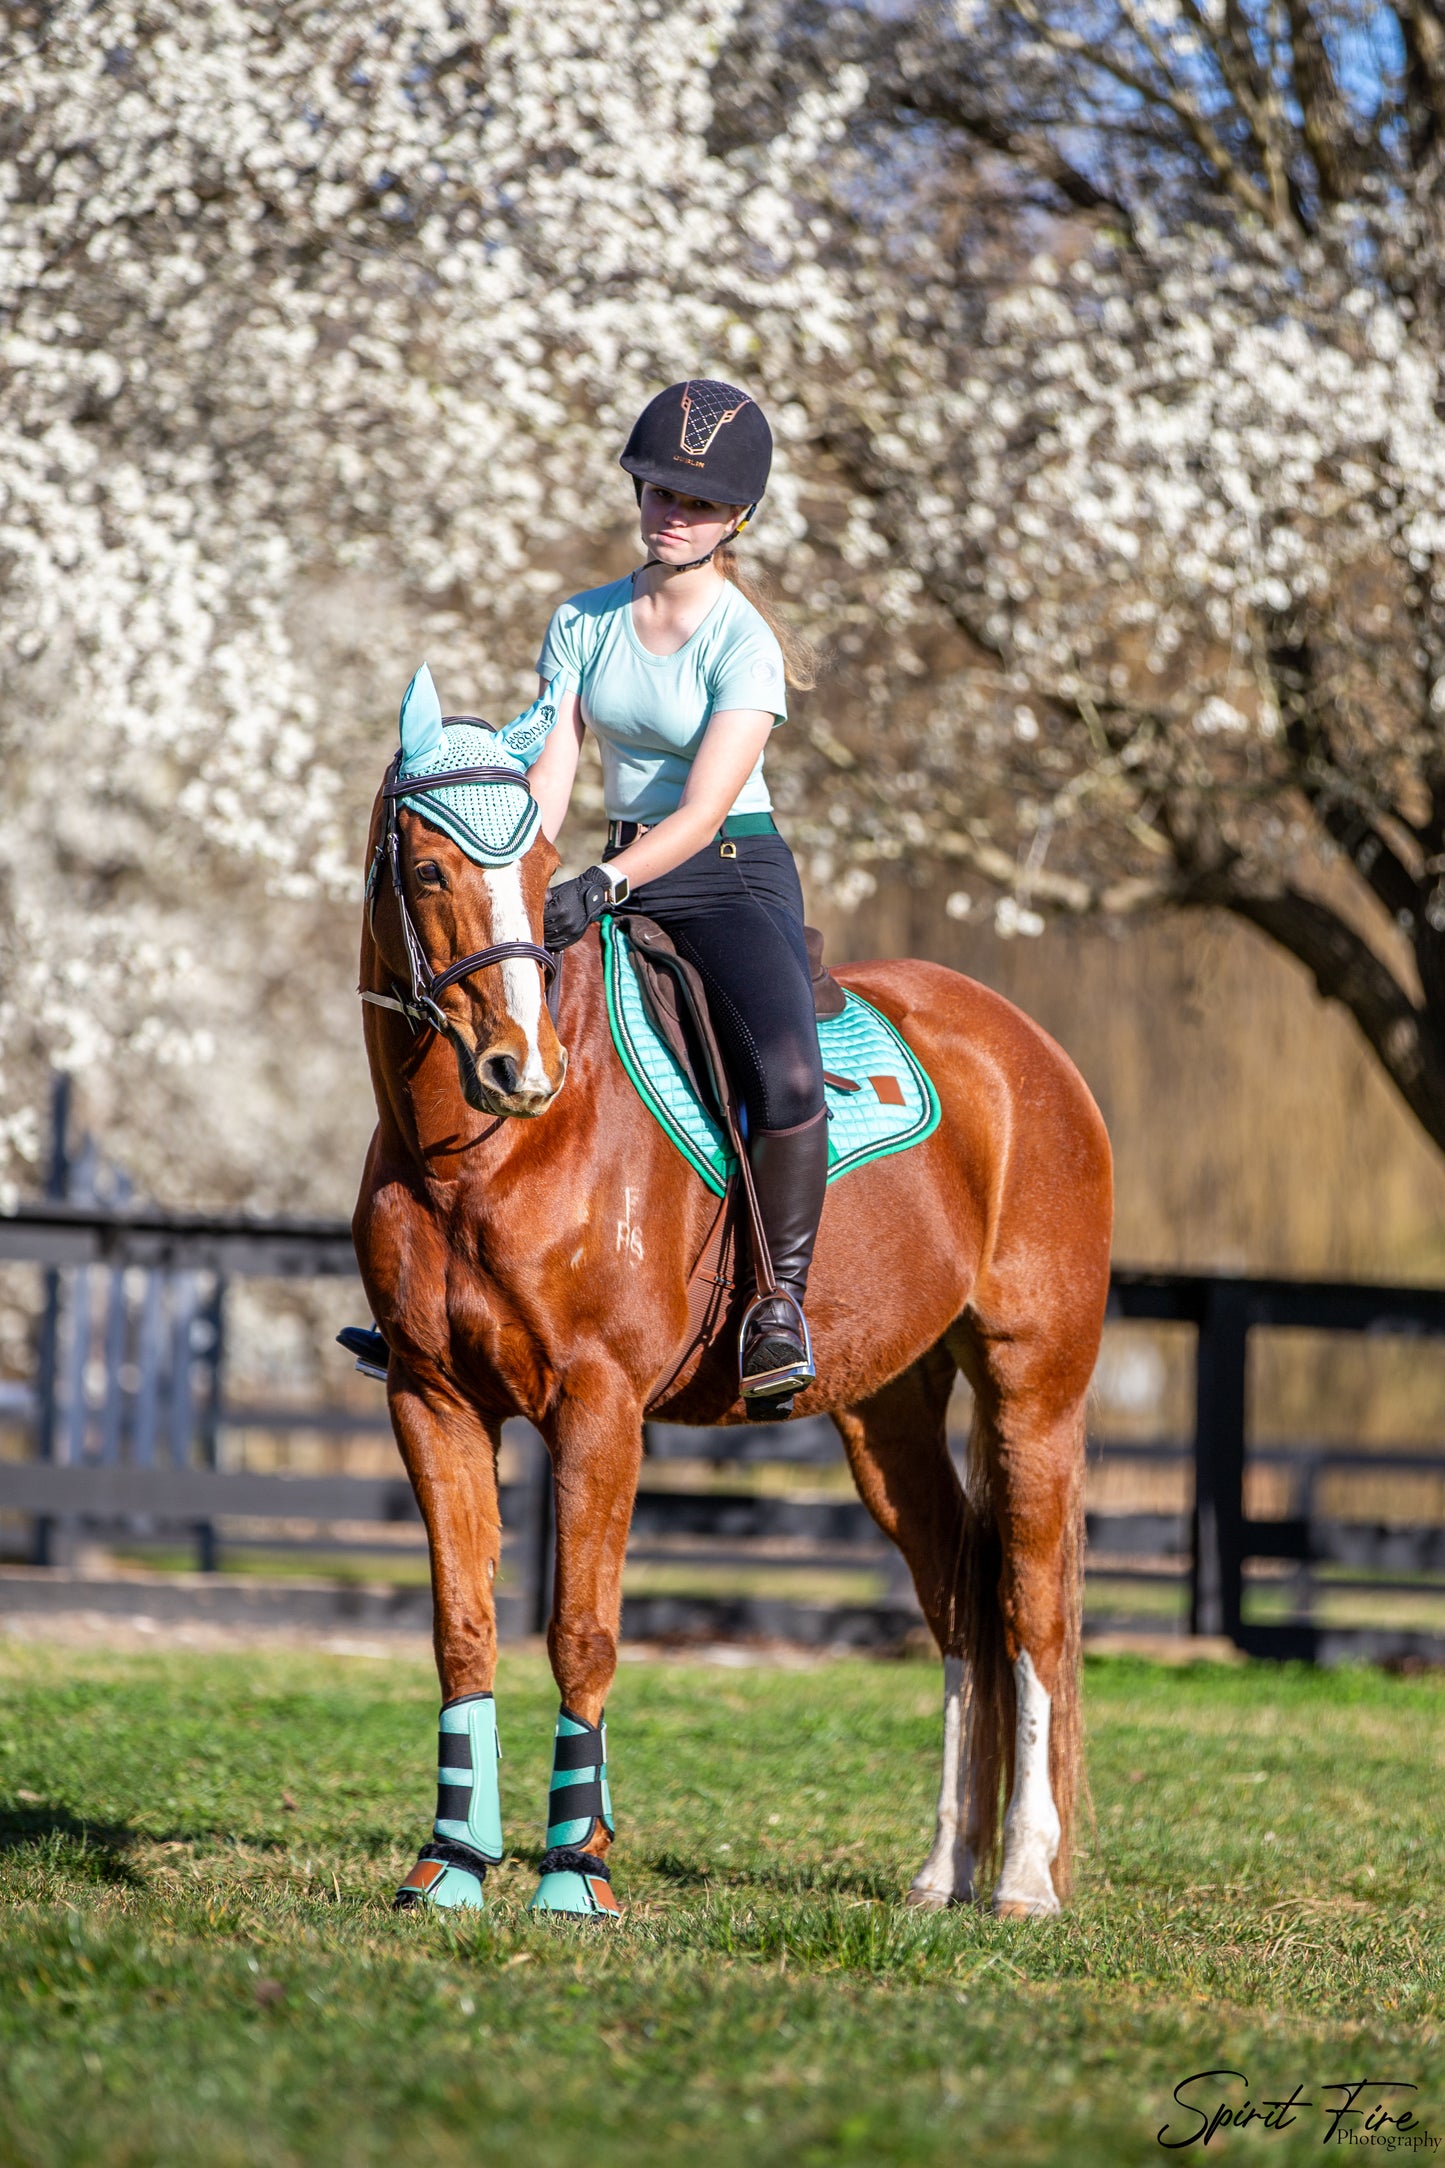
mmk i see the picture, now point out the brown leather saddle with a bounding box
[620,915,852,1134]
[616,913,855,1318]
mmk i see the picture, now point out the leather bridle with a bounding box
[361,750,560,1038]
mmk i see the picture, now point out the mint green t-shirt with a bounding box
[536,573,787,821]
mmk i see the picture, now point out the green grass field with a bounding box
[0,1640,1441,2167]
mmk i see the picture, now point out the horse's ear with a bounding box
[399,663,445,765]
[496,675,566,769]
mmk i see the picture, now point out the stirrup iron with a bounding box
[738,1288,815,1401]
[337,1322,389,1383]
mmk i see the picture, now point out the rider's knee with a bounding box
[759,1045,826,1132]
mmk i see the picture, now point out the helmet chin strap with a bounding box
[642,505,756,574]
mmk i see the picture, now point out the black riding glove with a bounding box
[542,865,626,950]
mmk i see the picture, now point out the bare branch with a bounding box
[930,830,1180,916]
[1282,0,1358,201]
[1173,0,1295,216]
[889,80,1133,225]
[1218,882,1445,1156]
[1270,634,1424,924]
[1009,0,1295,228]
[1401,0,1445,150]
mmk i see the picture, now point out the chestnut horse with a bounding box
[353,760,1113,1918]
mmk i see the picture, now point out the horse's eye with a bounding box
[415,860,446,889]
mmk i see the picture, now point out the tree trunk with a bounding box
[1215,885,1445,1160]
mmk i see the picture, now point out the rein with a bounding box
[362,750,560,1038]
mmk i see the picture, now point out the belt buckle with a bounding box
[719,838,737,858]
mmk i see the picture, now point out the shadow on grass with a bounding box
[648,1850,713,1887]
[648,1850,904,1901]
[0,1800,146,1888]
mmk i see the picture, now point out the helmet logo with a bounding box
[678,380,751,457]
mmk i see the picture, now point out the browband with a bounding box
[385,765,533,799]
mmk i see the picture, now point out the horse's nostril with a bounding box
[482,1053,519,1097]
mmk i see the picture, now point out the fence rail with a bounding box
[5,1165,1445,1663]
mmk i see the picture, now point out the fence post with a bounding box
[193,1276,226,1570]
[31,1076,71,1567]
[1190,1281,1249,1642]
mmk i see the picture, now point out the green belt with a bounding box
[606,812,778,848]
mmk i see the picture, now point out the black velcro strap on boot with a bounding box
[546,1778,608,1824]
[551,1730,602,1772]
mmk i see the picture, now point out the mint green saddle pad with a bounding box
[600,917,941,1197]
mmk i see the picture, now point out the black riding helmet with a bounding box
[620,378,773,517]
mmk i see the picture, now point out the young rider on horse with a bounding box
[529,379,825,1408]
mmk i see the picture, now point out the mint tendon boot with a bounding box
[395,1691,503,1911]
[528,1708,620,1919]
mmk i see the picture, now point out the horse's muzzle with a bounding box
[456,1035,567,1118]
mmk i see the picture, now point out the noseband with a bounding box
[361,750,560,1038]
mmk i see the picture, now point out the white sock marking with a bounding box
[910,1655,978,1905]
[993,1650,1061,1916]
[482,863,548,1092]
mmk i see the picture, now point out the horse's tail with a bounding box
[1046,1417,1086,1899]
[957,1404,1085,1901]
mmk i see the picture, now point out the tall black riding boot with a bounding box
[739,1108,830,1411]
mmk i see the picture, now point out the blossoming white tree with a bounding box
[0,0,858,1198]
[9,0,1445,1205]
[736,0,1445,1152]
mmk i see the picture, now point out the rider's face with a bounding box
[639,484,744,566]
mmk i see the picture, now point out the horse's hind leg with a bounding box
[831,1345,985,1908]
[953,1317,1089,1920]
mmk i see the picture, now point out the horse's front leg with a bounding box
[528,1366,644,1921]
[387,1362,507,1914]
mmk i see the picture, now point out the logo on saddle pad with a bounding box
[395,662,564,868]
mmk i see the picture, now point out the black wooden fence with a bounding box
[2,1091,1444,1662]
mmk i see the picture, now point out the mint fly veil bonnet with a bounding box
[394,663,564,867]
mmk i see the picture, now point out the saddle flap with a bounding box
[621,917,733,1133]
[804,925,847,1020]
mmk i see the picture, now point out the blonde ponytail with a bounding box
[715,543,817,692]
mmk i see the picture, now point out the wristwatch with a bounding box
[604,870,631,907]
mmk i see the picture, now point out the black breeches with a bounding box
[610,832,826,1133]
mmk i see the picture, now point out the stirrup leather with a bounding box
[738,1288,815,1399]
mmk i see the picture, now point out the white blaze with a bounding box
[482,862,548,1092]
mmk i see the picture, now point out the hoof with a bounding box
[394,1851,487,1911]
[528,1869,621,1920]
[908,1884,980,1911]
[991,1892,1060,1921]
